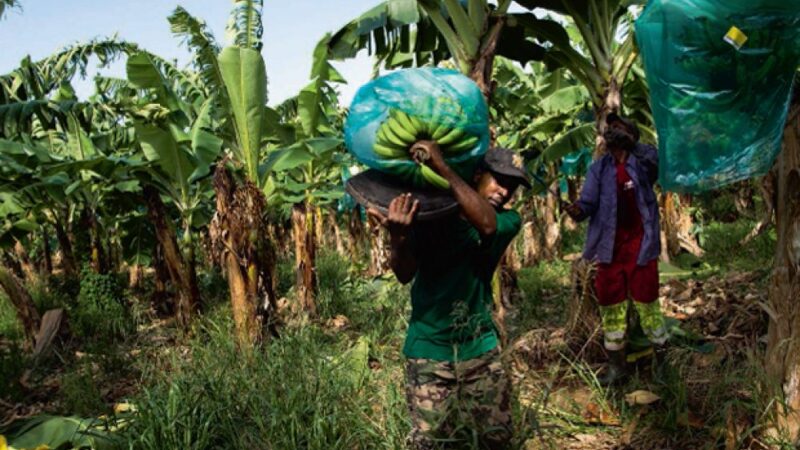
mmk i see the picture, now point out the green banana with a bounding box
[386,116,417,144]
[420,164,450,190]
[431,122,453,141]
[392,110,420,136]
[443,135,479,153]
[375,126,392,146]
[408,115,429,138]
[373,142,407,159]
[379,121,410,148]
[436,126,468,146]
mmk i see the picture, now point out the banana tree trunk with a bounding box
[469,16,505,102]
[292,202,317,317]
[593,79,622,158]
[314,206,327,250]
[41,226,52,276]
[210,164,278,347]
[741,169,778,245]
[128,264,142,290]
[53,217,77,278]
[84,209,107,274]
[367,215,390,276]
[144,186,198,329]
[152,241,170,311]
[522,219,541,266]
[765,103,800,443]
[187,244,199,311]
[543,181,562,259]
[330,211,347,256]
[348,208,366,262]
[0,266,40,350]
[661,193,704,260]
[14,240,37,285]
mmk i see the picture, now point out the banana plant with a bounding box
[0,109,136,276]
[153,0,280,346]
[0,0,20,20]
[262,34,348,317]
[326,0,548,101]
[125,47,223,329]
[0,38,144,278]
[493,56,594,262]
[0,39,138,105]
[511,0,646,155]
[0,130,139,347]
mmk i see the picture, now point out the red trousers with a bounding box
[594,233,659,307]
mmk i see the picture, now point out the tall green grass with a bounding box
[125,254,412,450]
[126,318,409,450]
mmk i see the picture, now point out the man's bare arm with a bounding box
[412,141,496,236]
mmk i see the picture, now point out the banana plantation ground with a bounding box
[0,208,782,449]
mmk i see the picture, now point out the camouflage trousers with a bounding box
[404,348,513,450]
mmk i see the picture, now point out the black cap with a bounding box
[606,112,640,142]
[480,147,531,189]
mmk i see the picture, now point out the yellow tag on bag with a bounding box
[724,25,748,49]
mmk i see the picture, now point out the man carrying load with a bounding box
[367,141,529,449]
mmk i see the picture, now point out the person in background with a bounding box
[565,113,668,385]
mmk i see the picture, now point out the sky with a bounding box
[0,0,379,106]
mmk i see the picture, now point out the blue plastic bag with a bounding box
[635,0,800,192]
[345,68,490,187]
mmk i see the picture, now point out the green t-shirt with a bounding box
[403,209,522,362]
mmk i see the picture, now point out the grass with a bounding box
[698,220,776,273]
[515,260,571,331]
[124,272,411,450]
[0,291,22,340]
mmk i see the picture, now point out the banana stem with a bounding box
[410,143,431,164]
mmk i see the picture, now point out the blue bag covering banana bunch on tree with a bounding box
[345,68,490,190]
[635,0,800,192]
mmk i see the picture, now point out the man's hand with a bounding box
[564,202,582,220]
[410,140,447,175]
[368,194,420,284]
[367,193,420,240]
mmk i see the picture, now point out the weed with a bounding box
[70,269,131,341]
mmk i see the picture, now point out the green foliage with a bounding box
[516,261,571,329]
[0,290,22,339]
[196,269,229,309]
[28,276,79,312]
[315,248,351,314]
[698,220,775,273]
[3,415,121,450]
[707,195,739,223]
[218,46,268,183]
[275,255,296,298]
[60,365,107,417]
[0,341,27,401]
[561,221,587,255]
[71,270,131,341]
[125,316,409,450]
[518,261,571,304]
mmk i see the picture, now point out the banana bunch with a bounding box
[373,108,480,190]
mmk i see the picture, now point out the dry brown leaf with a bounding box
[620,410,643,446]
[582,402,620,426]
[325,314,350,331]
[625,390,661,406]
